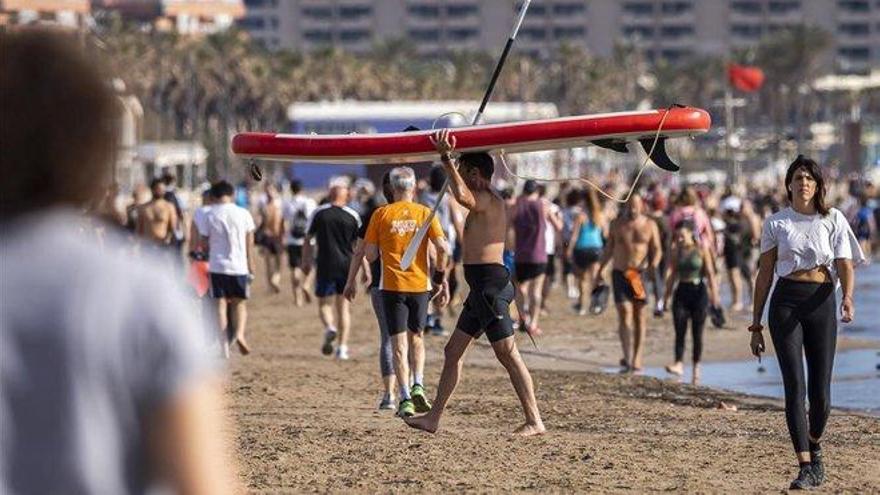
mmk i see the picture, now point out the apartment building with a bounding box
[0,0,91,26]
[96,0,245,33]
[240,0,880,73]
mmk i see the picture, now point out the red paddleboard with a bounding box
[232,107,710,172]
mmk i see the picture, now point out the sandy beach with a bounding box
[228,273,880,493]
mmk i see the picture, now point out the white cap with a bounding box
[721,196,742,213]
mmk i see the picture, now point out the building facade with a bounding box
[0,0,90,26]
[240,0,880,73]
[96,0,244,33]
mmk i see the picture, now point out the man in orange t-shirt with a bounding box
[364,166,450,418]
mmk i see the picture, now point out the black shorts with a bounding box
[210,273,250,299]
[456,264,515,343]
[723,244,744,271]
[545,254,556,279]
[380,290,430,336]
[315,277,346,297]
[514,262,546,282]
[611,269,647,304]
[573,247,602,270]
[287,245,303,268]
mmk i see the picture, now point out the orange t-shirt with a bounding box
[364,201,445,292]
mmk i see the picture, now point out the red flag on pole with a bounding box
[728,64,765,92]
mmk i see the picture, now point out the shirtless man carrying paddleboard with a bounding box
[405,129,545,437]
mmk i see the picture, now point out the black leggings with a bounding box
[768,278,837,454]
[672,282,708,363]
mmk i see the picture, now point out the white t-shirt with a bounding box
[283,195,317,246]
[760,207,866,282]
[192,204,212,235]
[197,202,256,275]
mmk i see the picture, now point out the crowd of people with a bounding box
[4,28,878,493]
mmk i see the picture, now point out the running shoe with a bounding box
[811,451,825,486]
[378,395,395,410]
[397,399,416,418]
[335,345,349,360]
[789,465,818,490]
[411,384,432,413]
[321,328,337,356]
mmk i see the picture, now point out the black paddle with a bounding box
[399,0,533,272]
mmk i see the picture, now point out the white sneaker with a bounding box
[335,346,350,360]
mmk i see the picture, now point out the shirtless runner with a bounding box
[595,194,662,373]
[405,129,545,437]
[137,178,178,260]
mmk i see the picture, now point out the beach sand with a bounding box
[229,276,880,493]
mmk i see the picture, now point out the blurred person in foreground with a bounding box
[0,29,236,494]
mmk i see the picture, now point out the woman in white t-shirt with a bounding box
[750,156,865,490]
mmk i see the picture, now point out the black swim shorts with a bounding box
[514,262,546,282]
[210,273,250,299]
[573,247,602,270]
[380,290,430,336]
[456,264,515,343]
[287,245,303,268]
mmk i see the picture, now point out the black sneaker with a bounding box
[810,451,825,486]
[789,464,818,490]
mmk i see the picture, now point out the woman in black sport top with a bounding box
[750,156,865,490]
[662,220,719,384]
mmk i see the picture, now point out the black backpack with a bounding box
[290,208,309,239]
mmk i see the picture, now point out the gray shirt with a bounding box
[0,210,217,494]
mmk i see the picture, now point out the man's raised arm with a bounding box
[431,129,479,211]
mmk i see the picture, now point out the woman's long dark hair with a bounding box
[784,155,830,216]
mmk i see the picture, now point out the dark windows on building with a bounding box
[244,0,278,7]
[408,29,440,42]
[302,6,332,19]
[340,30,370,42]
[730,1,763,14]
[521,27,548,40]
[304,30,332,42]
[768,1,801,13]
[623,2,654,15]
[837,1,870,12]
[662,2,693,15]
[838,46,871,59]
[660,25,694,38]
[554,3,586,15]
[408,4,440,17]
[554,26,586,39]
[448,28,479,40]
[731,24,763,36]
[339,5,372,18]
[838,22,871,35]
[623,25,654,38]
[238,16,266,29]
[447,4,479,17]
